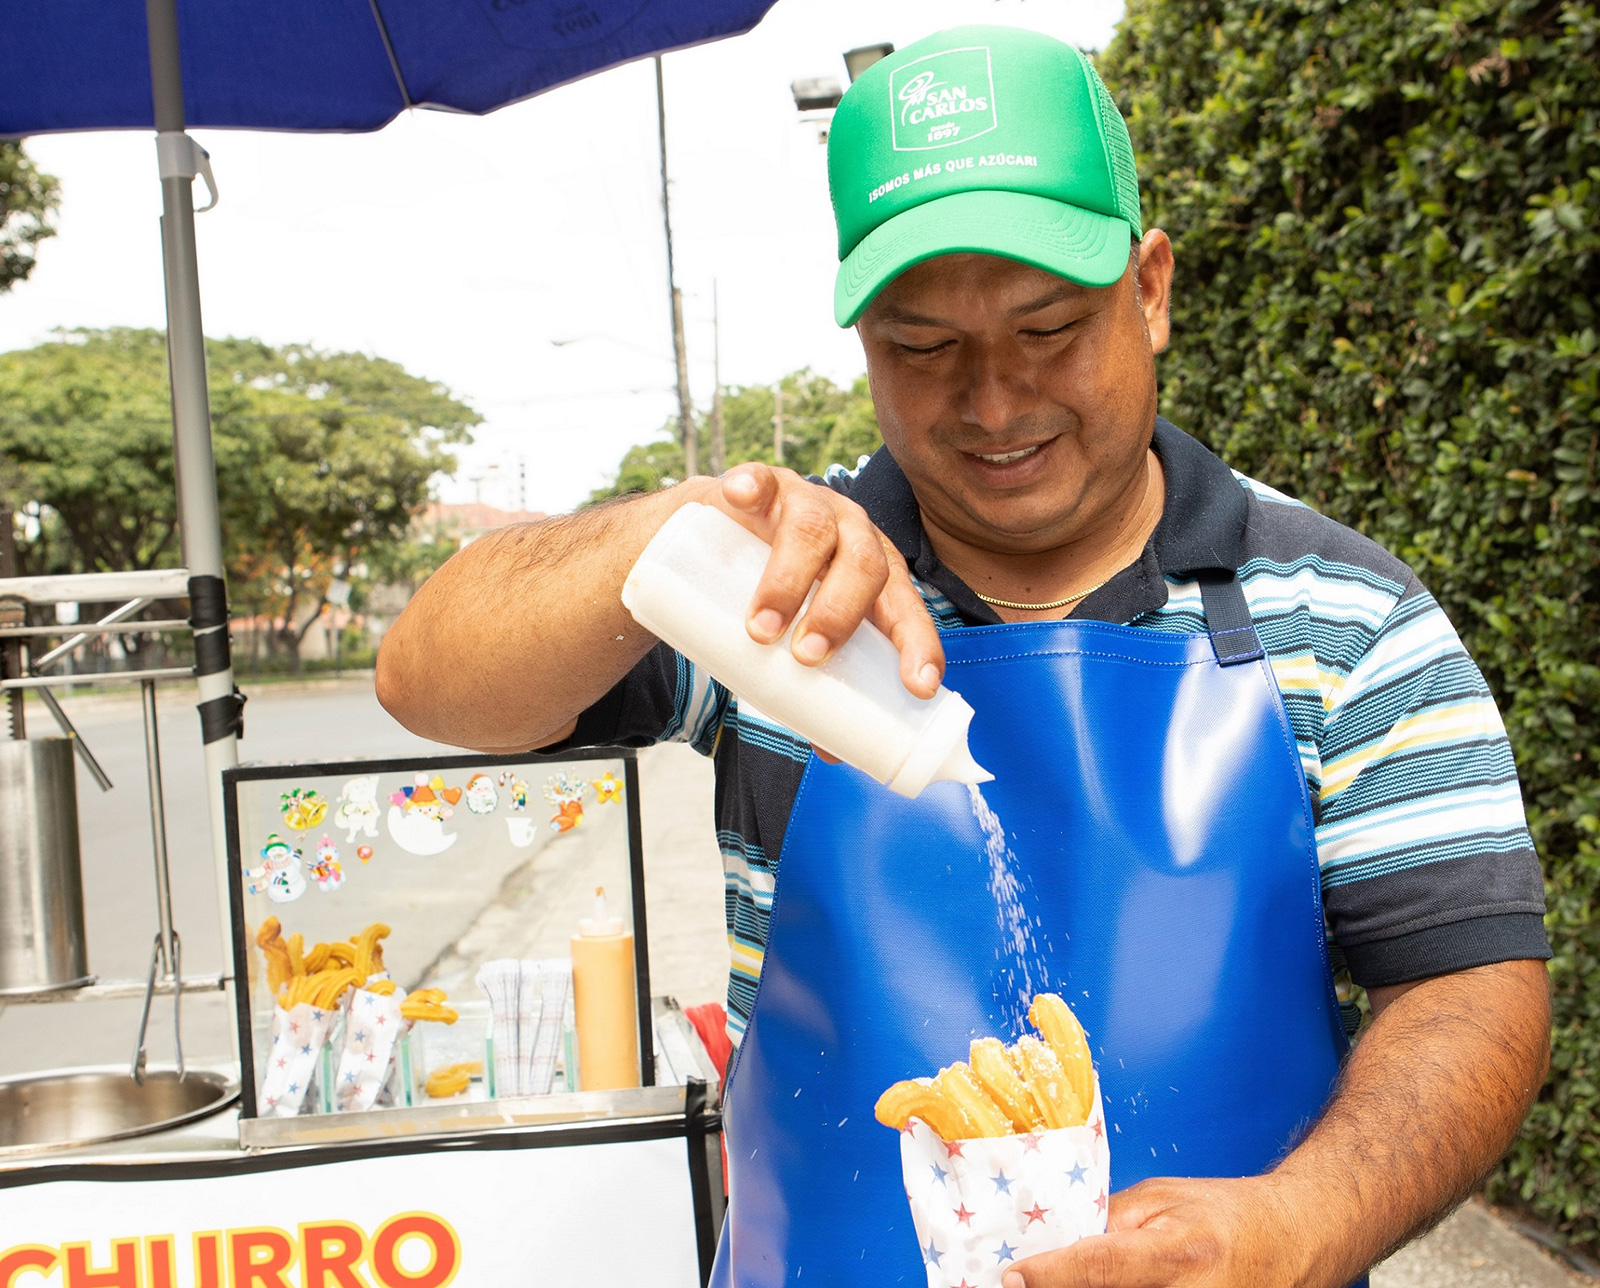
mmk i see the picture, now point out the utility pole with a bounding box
[773,382,786,467]
[655,56,697,478]
[710,280,725,476]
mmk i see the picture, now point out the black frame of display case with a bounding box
[223,746,654,1123]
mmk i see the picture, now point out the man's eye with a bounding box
[1022,322,1074,339]
[898,339,952,355]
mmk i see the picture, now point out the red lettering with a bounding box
[147,1236,176,1288]
[193,1234,222,1288]
[228,1230,293,1288]
[300,1223,369,1288]
[64,1241,138,1288]
[0,1247,58,1288]
[370,1215,459,1288]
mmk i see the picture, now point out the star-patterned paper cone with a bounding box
[333,985,409,1113]
[258,1001,336,1118]
[900,1076,1111,1288]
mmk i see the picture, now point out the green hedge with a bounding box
[1101,0,1599,1247]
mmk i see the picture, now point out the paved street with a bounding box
[0,676,1585,1284]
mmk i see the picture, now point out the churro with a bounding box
[1030,993,1095,1117]
[400,988,458,1025]
[874,993,1096,1142]
[970,1036,1044,1132]
[424,1061,481,1099]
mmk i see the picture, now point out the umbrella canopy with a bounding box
[3,0,778,135]
[2,0,779,989]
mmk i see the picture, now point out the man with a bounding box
[377,25,1551,1288]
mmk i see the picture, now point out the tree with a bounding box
[588,369,882,504]
[1100,0,1599,1248]
[0,141,58,294]
[0,328,478,667]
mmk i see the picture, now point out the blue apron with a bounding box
[710,575,1357,1287]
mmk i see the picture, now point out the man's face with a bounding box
[856,234,1173,557]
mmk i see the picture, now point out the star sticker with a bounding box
[953,1203,975,1226]
[1020,1132,1043,1153]
[300,1044,311,1056]
[376,1014,388,1026]
[956,1281,976,1288]
[276,1057,288,1069]
[354,1030,367,1043]
[365,1052,377,1062]
[1065,1162,1087,1186]
[1095,1190,1108,1215]
[344,1071,356,1084]
[923,1238,942,1268]
[1024,1203,1049,1225]
[289,1020,301,1035]
[991,1169,1013,1195]
[994,1241,1017,1264]
[944,1139,965,1158]
[287,1082,299,1094]
[930,1161,950,1185]
[1092,1118,1105,1140]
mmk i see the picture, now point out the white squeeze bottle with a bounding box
[622,502,993,799]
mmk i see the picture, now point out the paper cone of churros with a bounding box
[877,995,1112,1288]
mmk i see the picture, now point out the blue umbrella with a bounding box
[2,0,777,960]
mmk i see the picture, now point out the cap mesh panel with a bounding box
[1087,61,1143,236]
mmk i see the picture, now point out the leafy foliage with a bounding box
[0,141,58,294]
[588,369,882,503]
[0,328,477,664]
[1101,0,1599,1246]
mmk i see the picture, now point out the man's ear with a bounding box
[1135,229,1174,355]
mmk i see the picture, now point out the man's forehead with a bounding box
[865,253,1105,325]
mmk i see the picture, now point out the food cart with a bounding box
[1,2,783,1275]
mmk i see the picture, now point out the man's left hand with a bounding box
[1003,1175,1313,1288]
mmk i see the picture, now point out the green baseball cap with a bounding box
[828,26,1143,327]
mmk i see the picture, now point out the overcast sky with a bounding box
[1,0,1124,516]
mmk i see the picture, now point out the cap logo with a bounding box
[889,46,998,151]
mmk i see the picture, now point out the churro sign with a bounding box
[0,1137,700,1287]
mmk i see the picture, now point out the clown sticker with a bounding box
[386,774,461,856]
[309,836,345,892]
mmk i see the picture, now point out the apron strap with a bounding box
[1197,570,1265,666]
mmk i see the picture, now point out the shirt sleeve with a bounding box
[559,641,730,756]
[1315,578,1550,988]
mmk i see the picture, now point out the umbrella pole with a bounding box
[146,0,243,1010]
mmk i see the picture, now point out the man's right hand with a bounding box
[709,462,945,700]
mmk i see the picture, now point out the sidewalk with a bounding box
[633,743,1594,1288]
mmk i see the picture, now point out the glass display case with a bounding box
[224,748,717,1150]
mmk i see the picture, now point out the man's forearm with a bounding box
[1269,958,1551,1286]
[376,480,713,751]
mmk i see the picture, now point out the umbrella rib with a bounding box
[366,0,415,110]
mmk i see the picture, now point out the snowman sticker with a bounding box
[309,836,345,893]
[245,833,307,904]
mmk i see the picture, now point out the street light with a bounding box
[792,43,893,142]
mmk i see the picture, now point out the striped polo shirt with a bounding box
[566,418,1550,1043]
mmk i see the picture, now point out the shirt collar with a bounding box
[846,417,1247,625]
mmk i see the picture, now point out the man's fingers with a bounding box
[791,513,891,663]
[748,488,846,645]
[718,463,780,523]
[1002,1225,1199,1288]
[869,537,945,698]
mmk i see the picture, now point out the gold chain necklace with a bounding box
[972,575,1113,613]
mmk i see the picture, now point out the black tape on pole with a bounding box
[188,574,234,677]
[198,686,246,744]
[187,574,229,631]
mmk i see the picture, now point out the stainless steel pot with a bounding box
[0,1066,237,1156]
[0,737,90,996]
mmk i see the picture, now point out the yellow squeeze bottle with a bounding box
[570,886,640,1091]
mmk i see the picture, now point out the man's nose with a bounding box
[958,344,1037,432]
